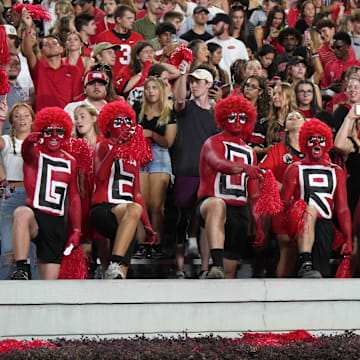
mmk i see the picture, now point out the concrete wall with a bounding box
[0,279,359,339]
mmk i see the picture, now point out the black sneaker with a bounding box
[152,245,165,259]
[133,245,146,259]
[9,269,30,280]
[298,261,322,278]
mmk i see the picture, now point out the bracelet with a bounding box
[311,52,319,58]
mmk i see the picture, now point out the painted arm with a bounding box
[280,163,299,210]
[335,167,353,255]
[21,132,41,165]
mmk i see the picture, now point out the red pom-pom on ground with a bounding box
[59,247,88,279]
[255,170,283,216]
[0,339,56,353]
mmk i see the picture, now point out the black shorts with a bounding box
[90,202,135,265]
[196,197,249,260]
[30,207,67,264]
[312,218,334,277]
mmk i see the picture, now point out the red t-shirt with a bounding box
[30,57,82,112]
[94,17,116,42]
[321,55,360,88]
[298,108,313,120]
[97,29,144,80]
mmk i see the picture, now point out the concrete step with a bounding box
[0,279,359,339]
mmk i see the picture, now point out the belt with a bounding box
[7,181,24,188]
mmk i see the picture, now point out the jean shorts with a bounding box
[141,142,172,175]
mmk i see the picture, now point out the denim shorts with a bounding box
[141,142,172,175]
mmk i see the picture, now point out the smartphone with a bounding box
[304,30,310,41]
[210,80,223,91]
[356,104,360,116]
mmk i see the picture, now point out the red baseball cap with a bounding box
[84,71,107,87]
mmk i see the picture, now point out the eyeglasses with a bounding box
[228,112,247,123]
[244,83,260,90]
[43,127,65,138]
[297,90,313,95]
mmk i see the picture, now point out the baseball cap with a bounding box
[93,42,120,57]
[286,56,307,68]
[207,13,231,25]
[3,24,18,37]
[188,68,213,83]
[84,71,108,87]
[193,6,209,14]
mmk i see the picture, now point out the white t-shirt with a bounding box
[64,98,106,122]
[0,135,24,181]
[206,37,249,80]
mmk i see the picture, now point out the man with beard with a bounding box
[94,0,118,42]
[206,13,248,79]
[21,11,82,113]
[64,71,108,121]
[133,0,162,40]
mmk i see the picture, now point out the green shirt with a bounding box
[133,14,159,41]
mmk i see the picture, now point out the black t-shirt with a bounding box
[180,30,213,42]
[333,105,350,134]
[134,101,176,136]
[173,100,217,176]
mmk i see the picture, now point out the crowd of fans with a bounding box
[1,0,360,280]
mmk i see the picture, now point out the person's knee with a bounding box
[13,206,34,225]
[126,202,143,220]
[203,198,226,219]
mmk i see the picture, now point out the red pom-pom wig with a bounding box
[214,94,257,142]
[98,101,136,137]
[299,118,333,154]
[33,107,73,140]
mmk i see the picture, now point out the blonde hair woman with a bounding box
[0,102,38,280]
[135,77,177,256]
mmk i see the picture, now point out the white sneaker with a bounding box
[187,237,199,258]
[104,262,124,279]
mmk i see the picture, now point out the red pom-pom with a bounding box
[169,44,194,67]
[113,124,152,167]
[0,67,10,95]
[0,339,56,353]
[13,3,52,22]
[255,170,284,216]
[286,199,307,240]
[63,138,93,175]
[335,256,352,278]
[59,247,88,279]
[0,26,9,65]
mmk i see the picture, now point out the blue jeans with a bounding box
[0,187,38,280]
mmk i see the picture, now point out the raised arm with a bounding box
[335,167,353,255]
[21,10,38,70]
[21,132,41,165]
[173,60,190,112]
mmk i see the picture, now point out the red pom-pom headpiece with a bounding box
[13,4,52,22]
[98,101,152,167]
[299,118,333,154]
[33,107,73,140]
[214,95,257,142]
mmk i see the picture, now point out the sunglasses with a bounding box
[307,136,325,146]
[43,127,66,138]
[113,117,133,128]
[228,112,247,123]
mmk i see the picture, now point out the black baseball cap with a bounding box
[193,6,209,14]
[207,13,231,25]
